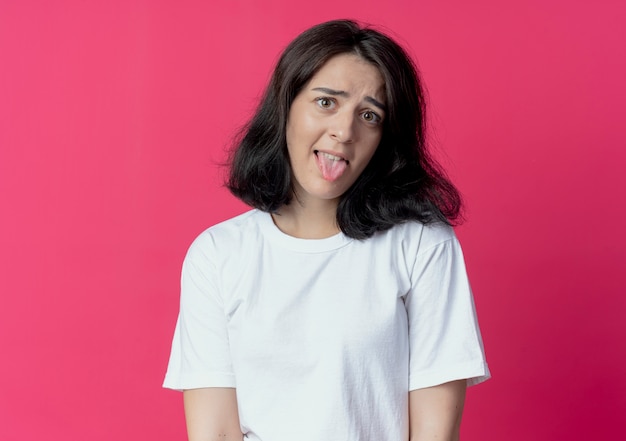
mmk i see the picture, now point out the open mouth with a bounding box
[314,150,349,181]
[314,150,349,165]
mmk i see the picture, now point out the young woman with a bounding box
[164,19,490,441]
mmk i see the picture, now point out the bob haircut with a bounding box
[227,19,462,239]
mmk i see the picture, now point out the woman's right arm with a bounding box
[183,388,243,441]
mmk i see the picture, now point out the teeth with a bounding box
[320,152,343,161]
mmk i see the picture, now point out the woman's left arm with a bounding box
[408,379,467,441]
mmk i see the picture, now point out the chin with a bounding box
[298,185,345,202]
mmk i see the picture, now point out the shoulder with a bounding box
[193,209,261,242]
[377,220,457,253]
[185,209,264,262]
[363,221,460,279]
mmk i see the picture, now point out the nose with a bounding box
[329,110,356,143]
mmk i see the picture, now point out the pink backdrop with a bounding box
[1,1,625,439]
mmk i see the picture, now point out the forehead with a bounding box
[307,53,385,100]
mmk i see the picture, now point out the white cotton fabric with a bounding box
[164,209,489,441]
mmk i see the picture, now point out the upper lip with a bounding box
[314,149,349,163]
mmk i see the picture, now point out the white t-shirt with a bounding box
[164,209,489,441]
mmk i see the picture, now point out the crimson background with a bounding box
[1,1,625,439]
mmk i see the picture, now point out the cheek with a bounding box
[362,135,382,162]
[286,124,311,171]
[286,115,303,144]
[351,144,380,180]
[286,120,319,158]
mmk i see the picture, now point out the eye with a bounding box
[361,110,382,124]
[315,97,335,109]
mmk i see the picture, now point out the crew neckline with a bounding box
[256,210,353,253]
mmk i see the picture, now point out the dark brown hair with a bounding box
[227,19,462,239]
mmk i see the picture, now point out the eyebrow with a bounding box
[311,87,387,112]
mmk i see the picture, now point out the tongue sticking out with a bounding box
[316,151,348,182]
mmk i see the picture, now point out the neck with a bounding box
[272,196,340,239]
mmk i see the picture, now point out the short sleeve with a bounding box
[405,229,490,390]
[163,233,236,390]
